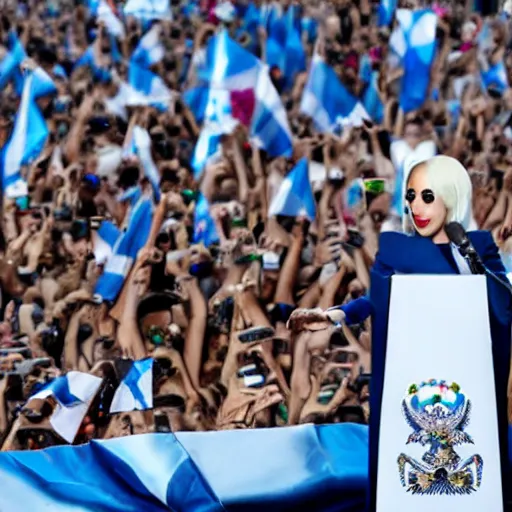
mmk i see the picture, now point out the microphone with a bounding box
[445,222,486,275]
[445,222,512,296]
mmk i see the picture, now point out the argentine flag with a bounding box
[124,0,172,21]
[94,195,153,302]
[110,358,154,413]
[201,31,292,155]
[268,158,316,221]
[183,85,210,124]
[131,126,161,201]
[481,61,509,94]
[300,54,368,132]
[378,0,397,26]
[191,126,223,179]
[128,24,171,110]
[97,0,125,38]
[283,6,306,88]
[2,71,49,198]
[0,32,27,94]
[194,194,219,247]
[32,67,58,98]
[395,9,437,113]
[92,220,121,265]
[362,71,385,124]
[30,371,103,443]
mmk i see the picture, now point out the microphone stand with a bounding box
[460,246,512,296]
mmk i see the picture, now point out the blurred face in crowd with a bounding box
[406,164,448,242]
[404,121,422,149]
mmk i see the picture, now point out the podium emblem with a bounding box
[397,379,483,495]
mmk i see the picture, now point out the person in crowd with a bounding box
[0,0,508,471]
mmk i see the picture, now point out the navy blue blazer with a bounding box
[367,230,512,510]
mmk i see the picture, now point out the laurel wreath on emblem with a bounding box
[397,379,483,495]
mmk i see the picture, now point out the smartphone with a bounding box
[238,326,274,343]
[154,413,172,433]
[363,118,374,129]
[346,228,365,249]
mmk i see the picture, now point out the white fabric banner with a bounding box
[377,275,502,511]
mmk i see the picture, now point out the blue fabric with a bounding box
[398,10,437,113]
[183,85,210,124]
[42,374,81,406]
[378,0,397,26]
[194,194,219,247]
[368,231,512,509]
[269,158,316,220]
[0,434,223,512]
[0,425,368,512]
[300,56,366,132]
[123,358,153,409]
[337,298,374,326]
[94,196,153,302]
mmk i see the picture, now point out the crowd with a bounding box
[0,0,510,452]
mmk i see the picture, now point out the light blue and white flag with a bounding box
[194,31,292,169]
[97,0,125,38]
[268,158,316,221]
[88,0,100,16]
[243,1,262,35]
[131,24,165,69]
[213,1,236,22]
[266,8,287,71]
[300,54,368,132]
[0,32,26,93]
[32,67,58,98]
[265,5,305,88]
[30,371,103,443]
[362,71,384,124]
[481,61,509,94]
[2,71,48,198]
[191,126,223,179]
[378,0,397,26]
[283,5,306,89]
[128,24,171,110]
[94,196,153,302]
[124,0,172,22]
[110,358,154,413]
[132,125,161,201]
[395,9,437,113]
[93,220,121,264]
[183,85,210,124]
[74,45,97,70]
[194,194,219,247]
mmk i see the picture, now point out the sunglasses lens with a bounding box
[422,190,435,204]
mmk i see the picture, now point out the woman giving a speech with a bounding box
[367,155,512,508]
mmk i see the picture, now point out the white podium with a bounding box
[376,275,502,511]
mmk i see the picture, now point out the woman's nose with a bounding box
[410,199,426,216]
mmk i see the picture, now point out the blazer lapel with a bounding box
[398,235,457,275]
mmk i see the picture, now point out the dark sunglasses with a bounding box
[405,188,435,205]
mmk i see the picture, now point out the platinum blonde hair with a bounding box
[402,155,476,233]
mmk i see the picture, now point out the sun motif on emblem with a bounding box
[397,379,483,495]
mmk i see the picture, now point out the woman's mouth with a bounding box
[413,216,431,229]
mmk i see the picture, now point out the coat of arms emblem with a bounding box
[397,379,483,495]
